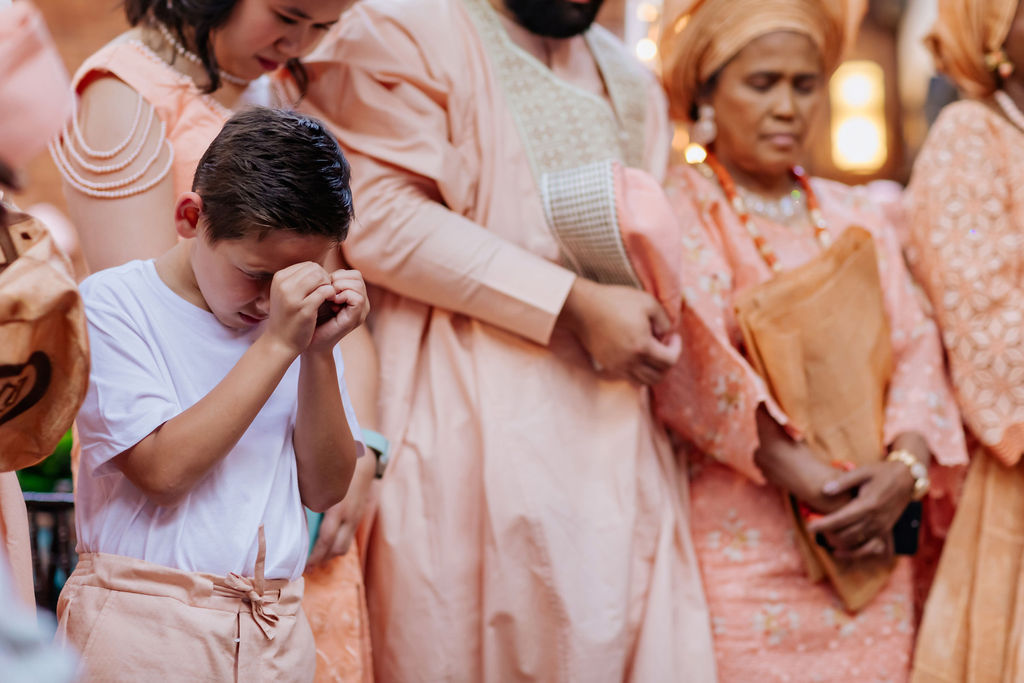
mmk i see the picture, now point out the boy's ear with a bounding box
[174,192,204,240]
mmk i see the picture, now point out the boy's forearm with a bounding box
[114,335,295,505]
[294,348,359,512]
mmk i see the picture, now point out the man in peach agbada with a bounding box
[295,0,717,680]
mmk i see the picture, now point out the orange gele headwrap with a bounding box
[926,0,1018,98]
[660,0,865,120]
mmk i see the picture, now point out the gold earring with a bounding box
[986,48,1016,79]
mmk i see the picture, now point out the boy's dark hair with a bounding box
[192,108,353,243]
[123,0,308,94]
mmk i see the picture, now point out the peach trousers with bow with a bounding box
[55,530,314,682]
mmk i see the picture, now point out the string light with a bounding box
[626,0,663,71]
[635,38,658,62]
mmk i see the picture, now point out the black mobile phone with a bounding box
[892,501,922,556]
[812,501,923,556]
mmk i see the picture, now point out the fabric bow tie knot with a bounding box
[224,572,280,640]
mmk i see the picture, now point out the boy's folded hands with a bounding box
[265,262,369,357]
[309,268,369,351]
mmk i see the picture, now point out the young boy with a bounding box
[57,108,367,682]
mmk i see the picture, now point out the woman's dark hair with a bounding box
[0,159,18,193]
[123,0,308,94]
[192,107,353,243]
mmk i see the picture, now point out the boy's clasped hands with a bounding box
[265,263,369,357]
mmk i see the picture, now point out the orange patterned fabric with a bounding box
[303,545,373,683]
[905,100,1024,467]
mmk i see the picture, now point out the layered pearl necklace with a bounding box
[995,89,1024,134]
[155,22,250,87]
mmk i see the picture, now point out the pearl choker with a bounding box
[155,22,250,87]
[735,184,808,226]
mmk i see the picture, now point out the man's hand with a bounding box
[307,269,370,353]
[306,455,375,567]
[558,277,681,385]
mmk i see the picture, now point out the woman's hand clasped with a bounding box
[807,460,916,560]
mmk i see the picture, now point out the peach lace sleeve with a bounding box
[906,101,1024,466]
[654,166,787,483]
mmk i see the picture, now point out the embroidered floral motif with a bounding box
[711,373,744,414]
[822,605,859,638]
[706,509,761,561]
[752,602,801,645]
[881,598,913,634]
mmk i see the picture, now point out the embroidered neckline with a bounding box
[489,13,618,113]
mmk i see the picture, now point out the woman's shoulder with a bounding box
[917,99,1014,164]
[664,161,723,203]
[74,31,173,94]
[907,98,1021,197]
[929,98,1001,133]
[808,176,903,238]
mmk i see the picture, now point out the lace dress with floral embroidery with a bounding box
[661,163,968,683]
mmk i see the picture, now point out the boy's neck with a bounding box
[154,241,211,313]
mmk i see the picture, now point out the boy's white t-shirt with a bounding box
[75,260,363,581]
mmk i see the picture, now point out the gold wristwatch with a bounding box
[886,448,930,501]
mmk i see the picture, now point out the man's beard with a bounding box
[502,0,606,38]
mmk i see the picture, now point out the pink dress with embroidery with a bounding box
[660,163,968,682]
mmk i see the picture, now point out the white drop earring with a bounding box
[691,104,717,147]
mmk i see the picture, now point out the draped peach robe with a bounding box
[905,100,1024,683]
[656,163,967,682]
[297,0,716,680]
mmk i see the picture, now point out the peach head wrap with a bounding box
[661,0,865,120]
[926,0,1018,98]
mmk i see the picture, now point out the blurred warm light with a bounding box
[830,61,887,173]
[626,0,664,73]
[635,38,658,62]
[684,143,707,164]
[636,1,659,22]
[834,117,885,168]
[837,73,876,108]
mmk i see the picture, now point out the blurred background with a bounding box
[13,0,953,223]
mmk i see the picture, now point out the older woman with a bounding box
[650,0,967,679]
[903,0,1024,680]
